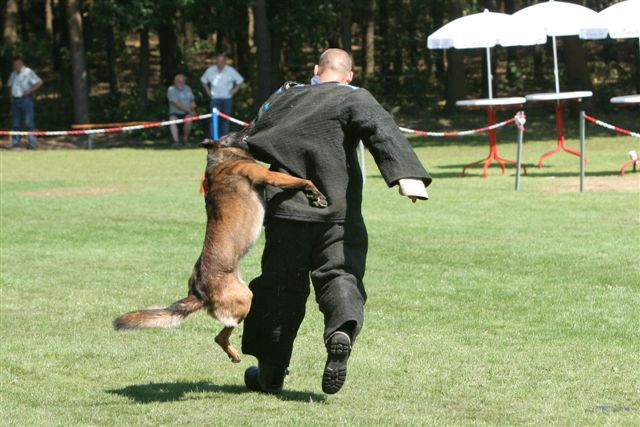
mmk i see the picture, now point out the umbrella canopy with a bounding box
[427,9,546,98]
[513,0,599,93]
[579,0,640,40]
[427,9,546,49]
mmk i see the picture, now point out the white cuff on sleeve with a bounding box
[398,178,429,200]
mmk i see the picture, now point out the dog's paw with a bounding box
[306,192,328,208]
[303,181,328,208]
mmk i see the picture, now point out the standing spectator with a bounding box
[200,52,244,138]
[7,56,43,149]
[167,73,197,146]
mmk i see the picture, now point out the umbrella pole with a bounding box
[552,35,560,93]
[486,47,493,99]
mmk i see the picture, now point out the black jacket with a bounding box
[246,81,431,223]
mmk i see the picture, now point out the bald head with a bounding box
[314,48,354,84]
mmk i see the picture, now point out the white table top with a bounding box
[456,97,527,107]
[525,91,593,102]
[610,94,640,105]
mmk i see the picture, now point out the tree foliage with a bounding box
[1,0,638,128]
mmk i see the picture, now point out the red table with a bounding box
[525,91,593,168]
[456,97,527,178]
[611,94,640,176]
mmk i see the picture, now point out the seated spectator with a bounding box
[167,73,196,146]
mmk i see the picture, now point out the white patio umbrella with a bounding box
[513,0,599,93]
[427,9,547,99]
[579,0,640,54]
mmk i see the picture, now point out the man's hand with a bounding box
[26,79,43,96]
[202,82,211,98]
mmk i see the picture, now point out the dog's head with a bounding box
[201,125,251,151]
[201,129,253,171]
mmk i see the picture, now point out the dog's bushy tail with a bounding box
[113,294,204,330]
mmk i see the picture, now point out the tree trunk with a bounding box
[270,30,283,92]
[445,0,466,113]
[18,0,29,42]
[392,0,403,73]
[182,21,193,73]
[339,0,352,53]
[406,1,419,72]
[533,44,545,87]
[636,48,640,94]
[158,13,180,87]
[562,37,591,91]
[215,31,225,53]
[503,0,516,86]
[2,0,19,83]
[51,0,65,73]
[430,1,445,86]
[66,0,90,124]
[363,0,375,76]
[445,49,466,113]
[105,24,119,102]
[233,5,250,78]
[137,25,149,114]
[254,0,272,104]
[378,0,390,76]
[45,0,53,37]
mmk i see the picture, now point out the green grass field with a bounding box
[1,132,639,426]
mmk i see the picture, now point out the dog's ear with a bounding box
[200,139,219,154]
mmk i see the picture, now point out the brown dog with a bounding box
[113,133,327,362]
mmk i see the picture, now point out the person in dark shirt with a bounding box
[242,48,431,395]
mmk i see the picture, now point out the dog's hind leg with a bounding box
[215,326,241,363]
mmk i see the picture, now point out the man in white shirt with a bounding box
[200,52,244,137]
[7,56,43,149]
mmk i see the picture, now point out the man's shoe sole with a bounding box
[322,331,351,394]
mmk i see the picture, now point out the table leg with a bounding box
[462,107,527,178]
[538,101,586,168]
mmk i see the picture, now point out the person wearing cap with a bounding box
[240,48,431,395]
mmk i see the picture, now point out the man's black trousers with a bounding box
[241,217,368,368]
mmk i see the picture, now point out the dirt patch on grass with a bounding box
[20,185,139,197]
[544,175,640,193]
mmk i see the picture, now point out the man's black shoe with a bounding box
[244,363,286,394]
[322,331,351,394]
[244,366,262,392]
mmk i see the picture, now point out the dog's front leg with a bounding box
[240,165,328,208]
[215,326,241,363]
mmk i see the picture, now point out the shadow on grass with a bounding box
[108,381,325,403]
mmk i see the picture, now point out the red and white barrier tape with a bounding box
[214,109,251,127]
[583,114,640,138]
[2,109,526,138]
[399,113,523,137]
[216,109,526,137]
[0,113,213,136]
